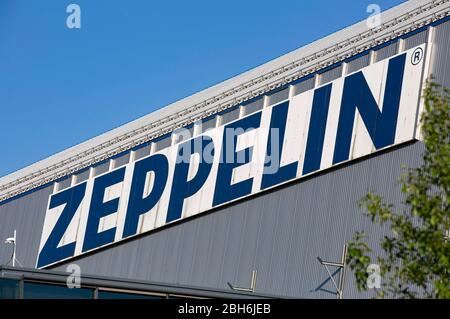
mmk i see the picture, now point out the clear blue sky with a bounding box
[0,0,405,177]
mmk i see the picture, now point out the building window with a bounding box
[23,282,94,299]
[98,290,165,299]
[0,279,20,299]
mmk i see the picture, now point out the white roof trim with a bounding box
[1,0,449,202]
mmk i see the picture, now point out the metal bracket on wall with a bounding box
[227,270,257,293]
[317,243,348,299]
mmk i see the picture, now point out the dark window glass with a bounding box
[403,30,428,50]
[24,282,93,299]
[0,279,20,299]
[98,291,165,299]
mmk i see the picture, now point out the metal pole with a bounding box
[250,270,257,292]
[12,230,16,267]
[337,243,348,299]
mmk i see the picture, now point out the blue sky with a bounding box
[0,0,405,177]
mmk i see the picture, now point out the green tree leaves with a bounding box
[347,80,450,299]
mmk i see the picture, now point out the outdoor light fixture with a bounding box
[4,230,22,267]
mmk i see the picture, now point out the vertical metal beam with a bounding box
[215,114,221,128]
[88,167,95,179]
[337,243,348,299]
[369,50,376,65]
[93,287,99,299]
[193,120,202,137]
[263,94,270,108]
[238,105,245,119]
[288,84,295,99]
[70,174,77,186]
[108,158,115,171]
[314,73,320,88]
[341,62,348,76]
[398,38,405,53]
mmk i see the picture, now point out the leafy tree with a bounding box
[347,81,450,299]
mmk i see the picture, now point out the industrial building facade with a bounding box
[1,0,449,299]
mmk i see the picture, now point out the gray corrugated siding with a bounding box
[431,20,450,89]
[375,42,398,62]
[242,98,264,116]
[0,21,449,298]
[292,77,315,96]
[49,142,424,298]
[133,145,150,161]
[0,184,52,268]
[404,30,428,50]
[346,53,370,74]
[267,88,289,106]
[319,65,342,85]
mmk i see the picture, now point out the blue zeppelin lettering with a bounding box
[37,46,425,268]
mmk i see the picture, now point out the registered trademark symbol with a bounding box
[411,47,423,65]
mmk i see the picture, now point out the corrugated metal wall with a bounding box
[46,141,423,299]
[0,20,448,298]
[431,20,450,89]
[0,184,52,267]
